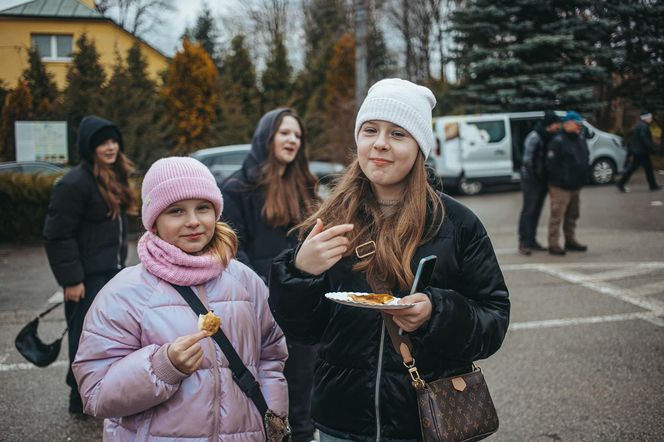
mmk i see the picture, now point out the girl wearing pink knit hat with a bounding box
[72,156,289,441]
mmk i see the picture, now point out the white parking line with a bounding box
[510,312,660,330]
[48,291,63,303]
[503,261,664,329]
[0,360,67,372]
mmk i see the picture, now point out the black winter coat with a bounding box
[629,121,654,155]
[221,108,312,280]
[43,116,128,287]
[269,193,510,441]
[545,131,589,190]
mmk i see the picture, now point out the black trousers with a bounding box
[65,270,118,400]
[518,177,548,246]
[284,341,316,442]
[618,153,659,189]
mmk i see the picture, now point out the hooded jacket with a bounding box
[221,108,311,280]
[269,193,510,441]
[43,116,128,287]
[73,260,288,441]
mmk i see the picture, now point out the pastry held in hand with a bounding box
[198,311,221,335]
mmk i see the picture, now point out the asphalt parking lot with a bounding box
[0,172,662,441]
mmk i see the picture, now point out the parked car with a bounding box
[191,144,345,187]
[431,111,627,195]
[0,161,65,175]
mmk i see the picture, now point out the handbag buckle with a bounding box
[355,240,376,258]
[404,358,426,389]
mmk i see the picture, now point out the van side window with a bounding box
[466,120,506,143]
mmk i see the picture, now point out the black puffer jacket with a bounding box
[43,116,128,287]
[269,193,510,441]
[221,108,313,280]
[545,130,589,190]
[629,120,654,155]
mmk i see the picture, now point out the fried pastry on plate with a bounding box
[348,293,395,305]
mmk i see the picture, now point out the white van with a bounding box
[430,111,627,195]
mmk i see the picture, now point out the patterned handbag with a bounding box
[384,316,499,442]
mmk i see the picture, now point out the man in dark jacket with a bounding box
[517,111,561,255]
[617,111,661,192]
[545,111,589,255]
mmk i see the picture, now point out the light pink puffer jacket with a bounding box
[73,260,288,441]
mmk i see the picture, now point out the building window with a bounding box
[32,34,73,60]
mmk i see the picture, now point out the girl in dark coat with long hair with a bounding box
[221,108,319,442]
[269,79,510,441]
[43,115,136,414]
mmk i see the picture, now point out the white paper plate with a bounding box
[324,292,414,310]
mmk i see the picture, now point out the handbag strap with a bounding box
[170,284,268,416]
[38,301,69,337]
[382,313,426,389]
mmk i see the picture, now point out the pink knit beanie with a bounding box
[141,157,223,231]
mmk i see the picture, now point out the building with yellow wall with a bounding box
[0,0,170,89]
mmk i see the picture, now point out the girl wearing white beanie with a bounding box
[269,79,510,441]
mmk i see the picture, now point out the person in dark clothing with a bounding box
[269,79,510,442]
[518,111,561,255]
[617,111,661,192]
[221,108,319,442]
[545,111,589,255]
[43,115,136,414]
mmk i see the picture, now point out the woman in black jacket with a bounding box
[43,115,135,414]
[269,79,510,442]
[221,108,319,442]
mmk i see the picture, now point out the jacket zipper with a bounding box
[375,320,386,442]
[116,216,123,269]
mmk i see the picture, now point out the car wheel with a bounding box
[590,158,616,184]
[458,178,483,195]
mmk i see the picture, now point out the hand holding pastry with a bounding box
[167,330,208,375]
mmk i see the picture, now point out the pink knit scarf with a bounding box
[137,232,225,286]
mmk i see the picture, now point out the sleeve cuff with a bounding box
[152,344,188,385]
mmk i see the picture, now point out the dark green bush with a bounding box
[0,172,61,241]
[0,173,143,242]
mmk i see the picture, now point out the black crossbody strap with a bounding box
[170,284,268,416]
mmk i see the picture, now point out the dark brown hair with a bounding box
[296,153,443,292]
[259,111,319,227]
[93,150,137,219]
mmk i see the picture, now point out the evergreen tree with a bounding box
[261,32,292,111]
[163,39,219,154]
[184,3,221,68]
[102,45,163,169]
[293,0,350,156]
[600,1,664,116]
[321,33,356,162]
[219,35,260,142]
[0,80,32,161]
[22,47,59,119]
[63,33,106,163]
[366,20,392,85]
[450,0,612,113]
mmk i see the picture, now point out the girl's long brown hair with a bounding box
[296,153,444,292]
[93,150,137,219]
[259,111,319,227]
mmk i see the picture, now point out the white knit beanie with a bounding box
[355,78,437,158]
